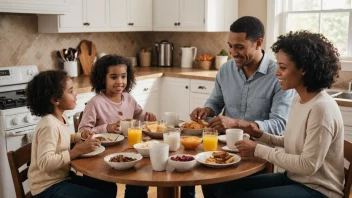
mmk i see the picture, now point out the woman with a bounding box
[202,31,344,198]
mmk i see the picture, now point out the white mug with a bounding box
[150,143,169,171]
[164,112,179,126]
[163,128,180,152]
[225,129,250,149]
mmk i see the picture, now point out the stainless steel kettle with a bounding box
[155,40,173,67]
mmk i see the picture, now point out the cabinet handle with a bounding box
[177,22,181,26]
[131,23,134,26]
[87,22,90,26]
[185,86,188,89]
[128,23,132,26]
[83,22,88,26]
[143,88,149,91]
[174,22,178,26]
[198,86,206,90]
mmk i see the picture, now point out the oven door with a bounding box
[6,126,34,152]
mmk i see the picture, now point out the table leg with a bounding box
[265,162,274,173]
[157,186,179,198]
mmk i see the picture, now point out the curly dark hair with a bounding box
[230,16,265,41]
[271,31,340,92]
[26,70,68,117]
[90,54,136,93]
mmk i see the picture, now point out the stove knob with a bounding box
[12,117,20,125]
[24,115,33,123]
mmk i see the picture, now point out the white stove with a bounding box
[0,65,39,198]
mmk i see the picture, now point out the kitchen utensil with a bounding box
[155,40,173,67]
[181,46,197,68]
[78,40,96,75]
[59,50,67,62]
[56,51,65,62]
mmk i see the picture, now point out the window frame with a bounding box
[266,0,352,71]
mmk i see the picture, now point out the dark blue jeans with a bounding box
[124,185,194,198]
[202,172,328,198]
[34,174,116,198]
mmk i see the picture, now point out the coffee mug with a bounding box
[120,119,135,137]
[164,112,179,126]
[150,143,169,171]
[225,129,250,149]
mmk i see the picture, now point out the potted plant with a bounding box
[215,49,229,70]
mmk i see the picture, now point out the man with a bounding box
[190,16,295,136]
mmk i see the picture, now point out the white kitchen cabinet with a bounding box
[131,78,160,119]
[153,0,238,32]
[38,0,109,33]
[110,0,152,31]
[190,92,210,113]
[160,77,190,121]
[0,0,68,14]
[189,79,214,112]
[340,106,352,143]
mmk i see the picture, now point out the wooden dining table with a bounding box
[71,138,272,198]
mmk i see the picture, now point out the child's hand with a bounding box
[73,134,100,155]
[107,123,119,133]
[81,130,94,139]
[145,112,156,121]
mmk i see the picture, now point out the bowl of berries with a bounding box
[168,154,197,172]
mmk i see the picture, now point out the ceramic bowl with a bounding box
[168,154,197,172]
[104,152,142,170]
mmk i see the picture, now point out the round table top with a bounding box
[71,138,268,187]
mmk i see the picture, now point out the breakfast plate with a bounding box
[196,151,241,168]
[92,133,124,146]
[81,145,105,158]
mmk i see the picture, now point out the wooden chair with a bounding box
[7,143,32,198]
[344,140,352,197]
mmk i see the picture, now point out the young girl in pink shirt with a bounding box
[78,54,156,133]
[78,54,156,198]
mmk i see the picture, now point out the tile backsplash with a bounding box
[0,14,351,88]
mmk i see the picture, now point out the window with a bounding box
[267,0,352,70]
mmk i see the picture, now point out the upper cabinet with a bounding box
[153,0,238,32]
[0,0,68,14]
[110,0,152,31]
[37,0,237,33]
[38,0,109,33]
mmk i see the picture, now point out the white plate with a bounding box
[87,133,124,146]
[196,151,241,168]
[222,145,239,153]
[218,135,226,143]
[81,145,105,158]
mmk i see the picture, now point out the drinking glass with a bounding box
[128,120,142,147]
[202,128,218,151]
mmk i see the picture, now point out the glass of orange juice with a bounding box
[128,120,142,147]
[202,128,218,151]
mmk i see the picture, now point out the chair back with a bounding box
[344,140,352,197]
[7,143,32,198]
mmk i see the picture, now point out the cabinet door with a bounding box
[179,0,205,30]
[129,0,152,29]
[86,0,108,28]
[153,0,179,30]
[161,78,190,121]
[189,93,209,113]
[135,92,159,119]
[109,0,128,28]
[59,0,84,28]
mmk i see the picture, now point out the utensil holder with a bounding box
[64,61,78,77]
[140,52,151,67]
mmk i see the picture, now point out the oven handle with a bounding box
[8,130,33,137]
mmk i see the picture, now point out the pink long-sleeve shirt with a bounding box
[78,92,145,133]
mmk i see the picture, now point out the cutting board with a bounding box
[78,40,96,75]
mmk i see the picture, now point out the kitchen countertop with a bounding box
[71,66,352,107]
[72,67,218,94]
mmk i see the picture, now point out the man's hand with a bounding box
[145,112,157,121]
[238,121,263,138]
[235,139,257,157]
[207,116,237,132]
[190,107,214,121]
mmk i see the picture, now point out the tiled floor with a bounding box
[116,184,204,198]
